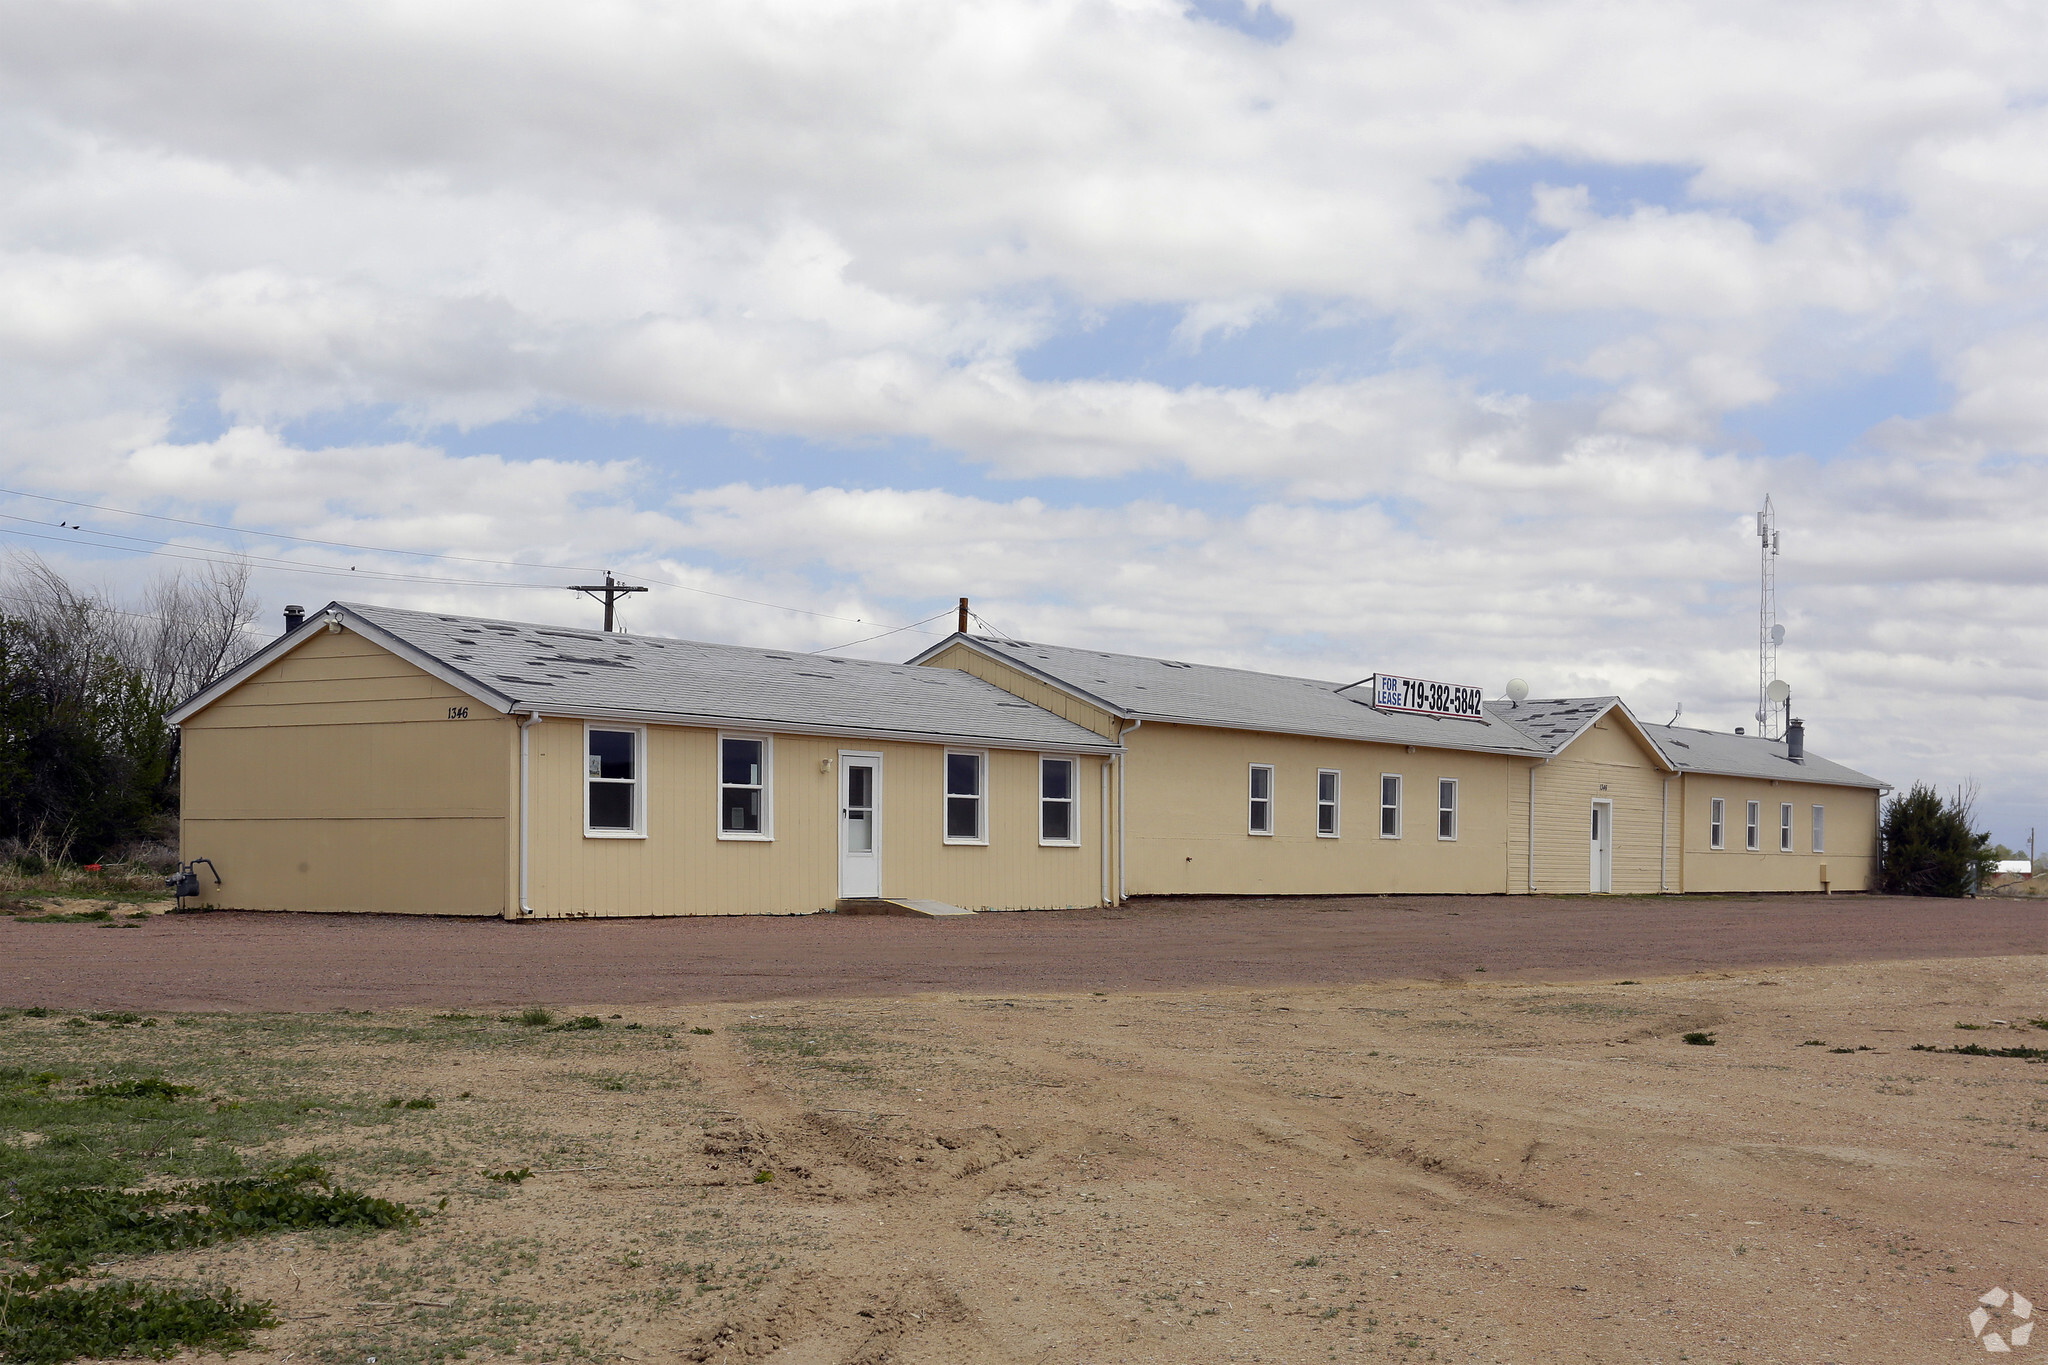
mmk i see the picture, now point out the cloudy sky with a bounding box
[1,0,2042,845]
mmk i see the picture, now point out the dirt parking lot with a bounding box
[3,953,2044,1365]
[3,895,2043,1365]
[3,893,2041,1013]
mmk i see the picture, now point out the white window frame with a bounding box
[715,731,774,842]
[1745,799,1761,851]
[1811,804,1825,854]
[583,722,647,840]
[1779,802,1793,852]
[1380,773,1402,839]
[944,748,989,845]
[1315,769,1340,838]
[1438,777,1458,841]
[1038,755,1080,847]
[1248,764,1275,836]
[1709,797,1725,850]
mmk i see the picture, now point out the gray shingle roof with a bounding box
[331,603,1115,751]
[1642,722,1882,789]
[1484,696,1621,750]
[935,637,1552,756]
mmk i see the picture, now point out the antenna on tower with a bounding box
[1756,497,1784,739]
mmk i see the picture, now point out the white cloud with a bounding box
[0,0,2043,839]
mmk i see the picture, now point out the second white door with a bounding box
[1589,799,1613,893]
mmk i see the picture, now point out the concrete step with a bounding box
[835,898,976,917]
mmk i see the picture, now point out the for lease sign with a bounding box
[1372,673,1487,721]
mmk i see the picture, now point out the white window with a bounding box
[1710,798,1725,850]
[1745,800,1760,851]
[1248,764,1274,835]
[1438,778,1458,841]
[584,724,645,838]
[1040,757,1078,845]
[718,733,772,840]
[945,750,986,843]
[1779,802,1793,852]
[1316,770,1340,837]
[1380,774,1402,838]
[1811,804,1825,853]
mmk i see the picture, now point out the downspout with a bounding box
[1100,758,1110,906]
[518,710,543,918]
[1116,718,1143,903]
[1659,773,1670,893]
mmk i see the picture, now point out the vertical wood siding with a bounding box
[1524,721,1675,895]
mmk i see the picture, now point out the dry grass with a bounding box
[3,955,2043,1363]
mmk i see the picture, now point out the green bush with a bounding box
[1879,783,1996,897]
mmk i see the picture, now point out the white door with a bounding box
[839,752,882,899]
[1590,800,1613,893]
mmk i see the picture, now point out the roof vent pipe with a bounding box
[283,605,305,634]
[1786,717,1804,762]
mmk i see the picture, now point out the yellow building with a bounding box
[911,636,1883,898]
[170,604,1117,917]
[172,607,1883,916]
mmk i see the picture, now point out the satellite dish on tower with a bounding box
[1505,678,1529,704]
[1765,679,1791,706]
[1770,623,1786,646]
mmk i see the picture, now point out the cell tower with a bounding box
[1756,496,1784,739]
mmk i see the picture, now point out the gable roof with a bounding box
[1485,695,1677,771]
[173,603,1117,753]
[1642,722,1883,790]
[909,635,1553,757]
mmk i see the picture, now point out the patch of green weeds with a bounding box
[1955,1022,1986,1030]
[3,1165,417,1282]
[8,909,115,924]
[1800,1040,1826,1046]
[548,1016,604,1032]
[0,1278,275,1364]
[1682,1031,1717,1046]
[2028,1018,2048,1031]
[511,1007,554,1027]
[753,1169,773,1183]
[1912,1043,2048,1059]
[690,1027,714,1035]
[384,1096,437,1109]
[484,1167,532,1184]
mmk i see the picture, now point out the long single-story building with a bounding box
[910,635,1883,899]
[170,603,1884,916]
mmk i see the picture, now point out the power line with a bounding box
[0,589,268,636]
[0,491,951,634]
[816,609,953,654]
[0,484,606,574]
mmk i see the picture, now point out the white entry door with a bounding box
[839,752,882,899]
[1590,800,1613,893]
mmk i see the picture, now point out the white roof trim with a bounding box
[1545,699,1679,772]
[169,603,515,726]
[907,633,1128,719]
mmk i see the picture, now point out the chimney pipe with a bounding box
[1786,716,1804,762]
[958,597,969,635]
[283,604,305,634]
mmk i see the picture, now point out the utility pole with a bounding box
[566,571,648,632]
[958,597,969,634]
